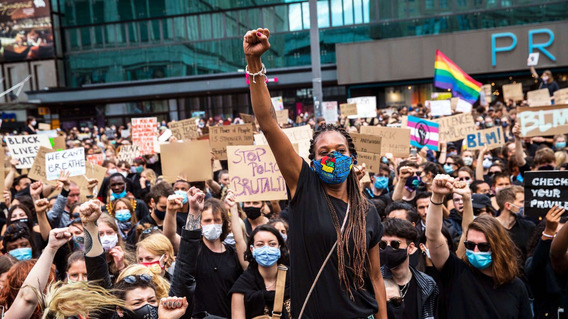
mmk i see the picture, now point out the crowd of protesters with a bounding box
[0,28,566,319]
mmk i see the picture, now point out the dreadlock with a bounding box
[308,124,369,298]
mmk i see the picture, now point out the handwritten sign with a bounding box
[465,127,504,151]
[519,105,568,137]
[480,84,492,105]
[433,113,477,142]
[527,52,540,66]
[271,96,284,111]
[45,148,86,180]
[161,140,212,183]
[53,136,66,150]
[322,101,338,124]
[428,100,452,116]
[5,135,52,169]
[131,117,157,155]
[455,98,473,113]
[209,124,255,160]
[554,88,568,105]
[347,96,377,118]
[87,153,104,166]
[357,152,381,173]
[227,145,287,201]
[350,133,382,154]
[38,123,51,130]
[524,171,568,218]
[254,125,313,161]
[527,89,551,106]
[340,103,357,117]
[359,126,410,157]
[408,116,439,151]
[502,83,523,102]
[169,118,199,141]
[276,110,289,126]
[117,145,141,163]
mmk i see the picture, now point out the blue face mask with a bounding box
[252,245,281,267]
[9,247,32,261]
[111,189,127,201]
[135,166,144,174]
[443,164,455,174]
[115,209,132,222]
[556,142,566,149]
[466,249,492,270]
[311,151,354,185]
[175,190,188,205]
[374,176,389,190]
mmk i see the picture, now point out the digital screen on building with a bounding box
[0,0,53,62]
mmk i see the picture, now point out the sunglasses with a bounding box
[379,240,402,250]
[458,177,471,181]
[464,241,491,252]
[122,274,153,284]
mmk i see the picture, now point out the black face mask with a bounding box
[243,206,262,220]
[154,208,166,220]
[123,304,158,319]
[380,246,408,269]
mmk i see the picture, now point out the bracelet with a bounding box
[430,197,444,205]
[245,63,266,84]
[86,195,94,199]
[542,231,556,239]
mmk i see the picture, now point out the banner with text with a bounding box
[433,113,477,142]
[350,133,382,155]
[45,148,86,180]
[347,96,377,118]
[161,140,213,183]
[322,101,338,124]
[117,145,141,163]
[465,127,504,150]
[524,171,568,219]
[132,117,157,155]
[209,124,255,160]
[5,135,52,169]
[519,105,568,137]
[359,126,410,157]
[254,125,313,161]
[169,118,199,141]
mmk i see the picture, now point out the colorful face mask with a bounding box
[140,257,165,275]
[311,151,354,184]
[466,250,492,270]
[405,175,421,192]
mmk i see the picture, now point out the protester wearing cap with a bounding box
[471,194,495,217]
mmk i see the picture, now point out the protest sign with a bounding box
[161,140,213,183]
[227,145,287,201]
[433,113,477,142]
[357,152,381,173]
[428,100,452,116]
[360,126,410,157]
[350,133,382,154]
[29,147,56,184]
[53,136,66,150]
[518,105,568,137]
[276,110,289,126]
[77,162,107,202]
[254,125,312,161]
[169,118,199,141]
[502,83,523,102]
[527,89,551,106]
[271,96,284,111]
[45,148,86,180]
[158,129,172,142]
[455,99,473,113]
[0,148,4,202]
[322,101,338,124]
[131,117,157,155]
[240,113,256,124]
[37,130,58,138]
[554,88,568,105]
[117,145,141,163]
[209,124,255,160]
[527,52,540,66]
[431,92,452,100]
[38,123,51,131]
[480,84,492,105]
[5,135,52,169]
[213,160,223,172]
[407,116,439,151]
[87,153,104,166]
[121,129,130,138]
[347,96,377,118]
[524,171,568,219]
[465,127,504,151]
[340,103,357,117]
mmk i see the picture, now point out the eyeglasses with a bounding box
[379,240,402,250]
[464,241,491,252]
[122,274,153,284]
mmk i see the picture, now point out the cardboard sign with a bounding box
[554,88,568,105]
[158,129,172,142]
[340,103,357,117]
[480,84,492,105]
[131,117,157,155]
[209,124,255,160]
[524,171,568,218]
[29,147,57,184]
[161,140,213,183]
[213,160,223,172]
[502,83,523,102]
[407,116,439,151]
[271,96,284,111]
[347,96,377,118]
[433,113,477,142]
[227,145,287,201]
[53,136,66,150]
[359,126,410,157]
[322,101,338,124]
[519,105,568,137]
[117,145,141,163]
[276,110,289,126]
[350,133,382,154]
[87,153,104,166]
[38,123,51,130]
[527,52,540,66]
[45,148,86,181]
[5,135,52,169]
[357,152,381,173]
[240,113,257,125]
[527,89,551,106]
[254,125,313,161]
[169,118,199,141]
[465,127,504,151]
[428,100,452,116]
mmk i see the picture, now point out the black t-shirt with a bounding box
[438,252,532,319]
[400,275,419,319]
[538,78,560,96]
[508,216,536,260]
[288,161,383,318]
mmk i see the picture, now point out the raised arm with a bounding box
[34,198,52,241]
[426,175,455,270]
[3,158,18,191]
[79,200,112,289]
[551,207,568,273]
[454,185,473,258]
[225,191,249,270]
[437,141,447,164]
[164,194,183,252]
[392,166,413,201]
[475,147,488,181]
[244,28,302,197]
[529,65,539,79]
[512,123,526,167]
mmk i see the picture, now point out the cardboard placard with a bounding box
[131,117,157,155]
[169,118,199,141]
[53,136,66,150]
[480,84,492,105]
[340,103,357,117]
[433,113,477,142]
[350,133,382,154]
[161,140,213,183]
[254,125,313,161]
[38,123,51,130]
[45,148,86,181]
[347,96,377,118]
[117,145,141,163]
[276,110,289,126]
[322,101,338,124]
[518,105,568,137]
[5,135,52,169]
[213,160,223,172]
[407,116,439,151]
[554,88,568,105]
[209,124,255,160]
[271,96,284,111]
[227,144,287,201]
[465,127,504,151]
[502,83,523,102]
[359,126,410,157]
[428,100,452,116]
[527,89,551,106]
[28,147,57,184]
[524,171,568,219]
[240,113,256,125]
[87,153,104,166]
[357,152,380,173]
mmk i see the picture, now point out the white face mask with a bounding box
[107,168,117,175]
[119,171,128,178]
[202,224,223,241]
[31,121,37,126]
[101,234,118,251]
[542,76,549,82]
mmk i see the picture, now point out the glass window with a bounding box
[330,0,343,26]
[80,27,91,48]
[274,5,289,32]
[139,21,150,43]
[344,0,354,24]
[225,12,238,37]
[127,22,138,44]
[262,7,275,32]
[68,29,80,51]
[200,14,212,40]
[212,13,224,38]
[105,24,116,47]
[302,2,310,29]
[317,0,330,28]
[289,3,303,31]
[187,16,199,41]
[93,26,103,48]
[173,17,187,41]
[150,20,161,43]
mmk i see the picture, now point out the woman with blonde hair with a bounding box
[555,151,568,168]
[98,213,135,279]
[116,264,171,300]
[136,233,175,279]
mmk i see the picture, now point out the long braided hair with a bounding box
[308,124,369,298]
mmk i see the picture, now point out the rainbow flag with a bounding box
[407,116,439,151]
[434,50,482,104]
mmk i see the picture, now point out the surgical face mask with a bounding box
[556,142,566,149]
[463,157,474,166]
[202,224,222,241]
[101,234,118,251]
[111,189,127,201]
[510,203,524,216]
[119,171,128,178]
[9,247,32,260]
[542,76,549,82]
[252,245,281,267]
[243,206,262,220]
[380,246,408,269]
[311,151,354,185]
[124,303,159,319]
[174,190,188,205]
[281,233,288,242]
[31,121,37,126]
[107,168,118,175]
[466,250,492,270]
[224,233,236,246]
[448,151,457,156]
[443,164,455,174]
[374,176,389,190]
[115,209,132,222]
[485,122,494,128]
[482,158,492,169]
